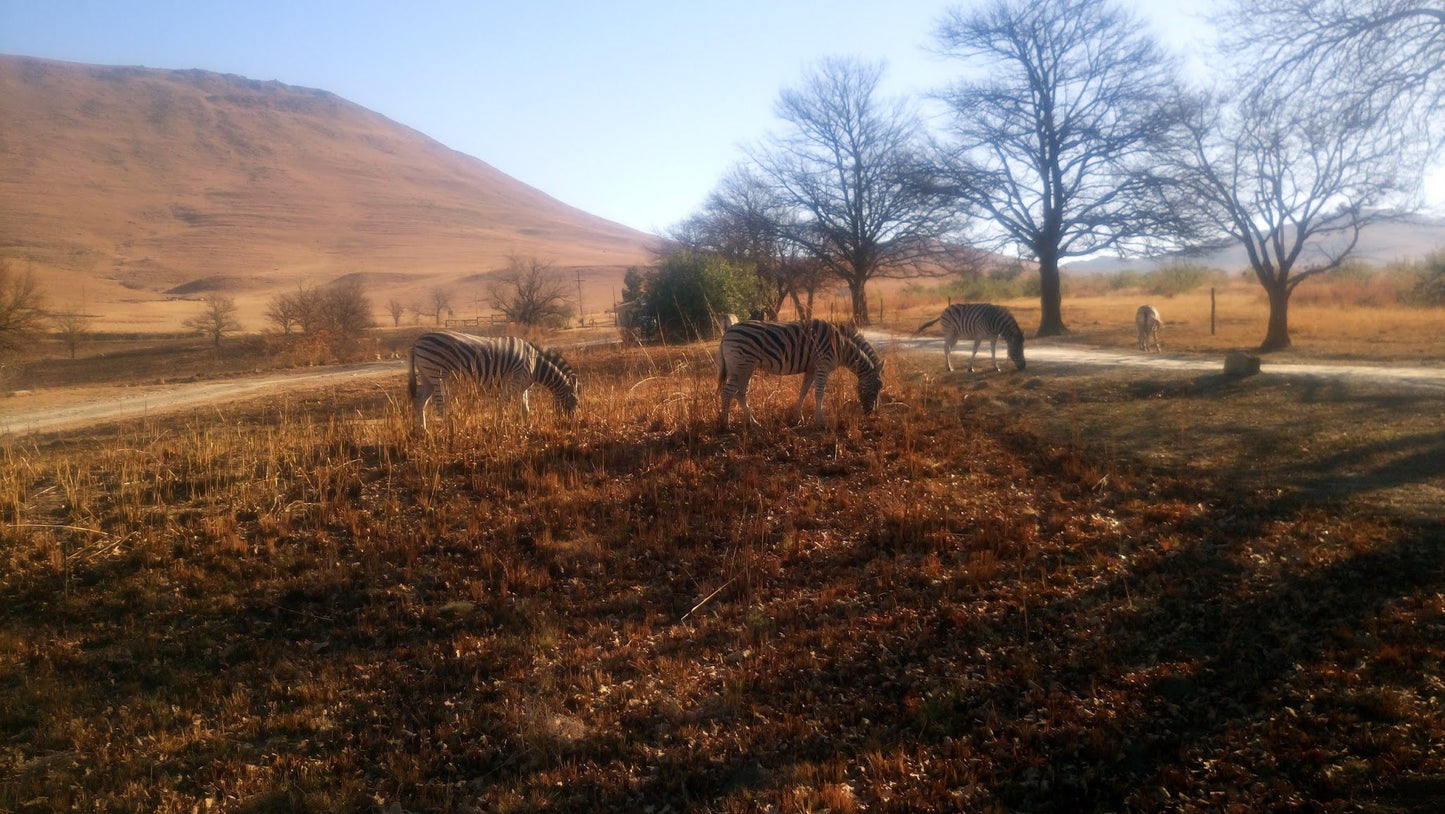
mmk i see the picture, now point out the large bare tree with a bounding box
[933,0,1185,336]
[1159,82,1423,351]
[754,58,959,326]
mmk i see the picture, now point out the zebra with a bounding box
[408,331,579,427]
[913,303,1026,372]
[717,318,884,430]
[1136,305,1162,352]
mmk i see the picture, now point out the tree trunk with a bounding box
[1036,247,1067,337]
[848,279,870,327]
[1260,281,1293,351]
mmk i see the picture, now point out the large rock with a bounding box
[1224,350,1262,377]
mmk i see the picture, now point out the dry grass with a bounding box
[878,277,1445,363]
[3,341,1443,812]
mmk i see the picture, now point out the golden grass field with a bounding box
[2,279,1443,811]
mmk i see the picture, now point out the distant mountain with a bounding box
[0,54,658,329]
[1063,214,1445,275]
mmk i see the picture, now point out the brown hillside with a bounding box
[0,54,660,330]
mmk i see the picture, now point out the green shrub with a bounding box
[1106,269,1143,291]
[1408,249,1445,306]
[640,251,768,342]
[1146,263,1214,297]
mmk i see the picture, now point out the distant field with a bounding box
[2,340,1442,812]
[875,276,1445,365]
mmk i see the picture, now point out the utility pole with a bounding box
[576,268,585,327]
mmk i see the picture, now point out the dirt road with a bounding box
[1,360,406,437]
[868,331,1445,390]
[3,337,1441,437]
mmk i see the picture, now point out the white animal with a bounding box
[1135,305,1162,352]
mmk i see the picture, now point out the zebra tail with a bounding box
[717,352,728,388]
[914,317,941,335]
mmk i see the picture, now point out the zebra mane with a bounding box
[836,323,883,378]
[537,345,578,387]
[1001,311,1025,343]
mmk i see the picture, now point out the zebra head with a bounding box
[843,326,884,413]
[539,347,580,414]
[857,371,883,414]
[1008,332,1026,370]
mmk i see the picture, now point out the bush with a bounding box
[1146,263,1214,297]
[640,251,768,342]
[1106,269,1143,291]
[1409,249,1445,306]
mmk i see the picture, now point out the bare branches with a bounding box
[183,296,241,347]
[753,58,961,325]
[933,0,1186,336]
[490,257,572,328]
[0,261,47,360]
[1230,0,1445,142]
[1158,18,1426,350]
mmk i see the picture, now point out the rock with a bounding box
[1224,350,1261,377]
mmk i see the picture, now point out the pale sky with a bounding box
[3,0,1433,235]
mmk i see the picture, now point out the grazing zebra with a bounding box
[408,332,579,427]
[914,303,1026,372]
[1136,305,1162,352]
[717,318,884,430]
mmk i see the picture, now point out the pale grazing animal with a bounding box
[1135,305,1162,352]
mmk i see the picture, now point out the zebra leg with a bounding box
[738,372,760,428]
[719,371,758,429]
[718,380,734,430]
[413,380,434,430]
[990,337,1001,372]
[794,372,817,423]
[520,387,531,419]
[944,337,956,372]
[810,370,831,424]
[969,340,983,373]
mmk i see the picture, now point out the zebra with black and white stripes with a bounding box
[1136,305,1162,352]
[717,318,884,430]
[408,331,579,427]
[914,303,1026,372]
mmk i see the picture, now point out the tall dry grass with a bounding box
[2,341,1442,812]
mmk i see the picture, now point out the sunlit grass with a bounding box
[1,342,1442,812]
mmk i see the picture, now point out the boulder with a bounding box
[1224,350,1261,377]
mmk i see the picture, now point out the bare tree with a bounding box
[933,0,1186,336]
[0,261,47,361]
[1159,75,1424,351]
[320,278,376,338]
[491,257,572,327]
[754,58,960,326]
[54,309,94,359]
[184,296,242,347]
[265,290,301,335]
[427,288,452,325]
[386,298,406,328]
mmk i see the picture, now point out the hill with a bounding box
[0,55,660,330]
[1063,213,1445,275]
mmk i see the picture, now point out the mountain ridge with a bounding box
[0,54,658,329]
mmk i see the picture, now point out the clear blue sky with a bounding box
[10,0,1433,236]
